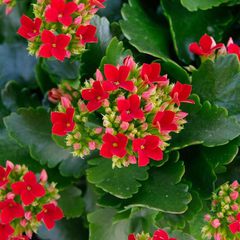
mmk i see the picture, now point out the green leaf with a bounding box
[3,108,86,178]
[170,95,240,149]
[180,0,236,11]
[161,0,234,63]
[88,208,130,240]
[38,218,88,240]
[58,186,85,219]
[99,37,131,71]
[183,140,238,197]
[120,0,170,59]
[1,81,41,111]
[124,161,191,214]
[86,157,148,199]
[0,43,36,88]
[192,55,240,120]
[79,16,112,80]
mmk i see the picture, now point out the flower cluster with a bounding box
[0,161,63,240]
[202,180,240,240]
[50,56,194,168]
[189,34,240,61]
[128,229,176,240]
[0,0,16,15]
[17,0,105,61]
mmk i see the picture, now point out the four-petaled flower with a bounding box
[189,34,223,57]
[153,110,178,133]
[45,0,78,26]
[140,63,168,85]
[17,15,41,41]
[11,171,46,205]
[51,107,75,136]
[229,213,240,234]
[81,81,109,112]
[76,25,98,45]
[170,81,194,106]
[117,94,144,122]
[100,133,128,158]
[0,199,24,224]
[38,30,71,61]
[103,64,134,92]
[0,223,14,240]
[36,203,64,230]
[133,135,163,166]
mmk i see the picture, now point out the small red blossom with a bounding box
[51,107,75,136]
[0,199,24,224]
[140,63,168,85]
[45,0,78,26]
[100,133,128,158]
[103,64,134,92]
[170,81,194,106]
[189,34,223,57]
[117,94,144,122]
[17,15,41,41]
[38,30,71,61]
[229,213,240,234]
[36,203,64,230]
[128,234,136,240]
[11,171,46,205]
[81,81,109,112]
[227,38,240,60]
[90,0,105,8]
[76,25,98,45]
[0,223,14,240]
[133,135,163,167]
[0,162,13,188]
[153,110,178,133]
[153,229,176,240]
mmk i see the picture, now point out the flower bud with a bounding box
[40,169,48,183]
[230,191,239,200]
[211,219,221,228]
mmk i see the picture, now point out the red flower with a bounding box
[81,81,109,112]
[153,110,178,133]
[128,234,136,240]
[140,63,168,85]
[51,107,75,136]
[45,0,77,26]
[17,15,41,41]
[76,25,98,45]
[117,94,144,122]
[170,81,194,106]
[38,30,71,61]
[227,38,240,61]
[11,171,46,205]
[0,223,14,240]
[189,34,223,56]
[0,199,24,224]
[229,213,240,234]
[153,229,176,240]
[103,64,134,92]
[36,203,64,230]
[133,135,163,166]
[100,133,128,158]
[0,162,13,188]
[90,0,105,8]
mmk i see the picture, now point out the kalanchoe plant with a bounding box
[0,161,63,239]
[129,229,176,240]
[202,181,240,240]
[50,56,194,167]
[17,0,105,61]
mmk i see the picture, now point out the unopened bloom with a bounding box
[51,107,75,136]
[227,38,240,60]
[100,133,128,158]
[189,34,223,57]
[211,219,221,228]
[133,135,163,166]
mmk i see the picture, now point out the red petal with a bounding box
[144,135,160,150]
[119,81,134,92]
[59,15,72,26]
[118,66,130,83]
[56,34,71,48]
[121,111,133,122]
[100,143,113,158]
[38,44,52,58]
[132,138,145,152]
[52,122,67,136]
[53,206,64,220]
[199,34,213,52]
[51,111,67,124]
[1,208,14,224]
[52,48,67,61]
[21,190,35,205]
[102,81,117,91]
[20,15,34,29]
[87,100,102,112]
[153,229,169,240]
[11,182,26,194]
[45,7,59,23]
[32,183,46,198]
[117,98,130,112]
[133,109,144,120]
[104,64,119,82]
[146,147,163,161]
[229,221,240,234]
[189,42,203,55]
[129,94,140,110]
[64,2,78,15]
[81,89,95,100]
[128,234,136,240]
[41,30,55,44]
[43,215,56,230]
[116,133,128,147]
[138,151,149,167]
[23,171,37,184]
[112,147,127,158]
[102,133,116,143]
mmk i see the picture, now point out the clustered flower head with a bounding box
[17,0,105,61]
[0,0,16,14]
[0,160,63,240]
[189,33,240,61]
[202,180,240,240]
[128,229,176,240]
[50,56,194,168]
